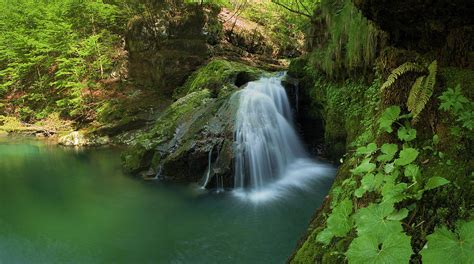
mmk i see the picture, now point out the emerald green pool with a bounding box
[0,137,333,263]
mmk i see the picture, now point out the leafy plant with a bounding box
[313,105,456,263]
[381,60,438,120]
[407,60,437,120]
[346,232,413,264]
[381,62,425,91]
[317,199,354,245]
[439,84,474,130]
[421,220,474,264]
[379,106,401,133]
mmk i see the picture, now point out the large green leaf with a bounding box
[425,176,450,191]
[354,202,403,239]
[377,143,398,162]
[356,143,377,156]
[421,221,474,264]
[352,158,376,175]
[379,106,401,133]
[397,126,417,142]
[354,173,382,198]
[382,182,408,203]
[316,228,333,245]
[327,199,353,236]
[404,164,421,182]
[316,199,354,245]
[346,232,413,264]
[394,148,419,166]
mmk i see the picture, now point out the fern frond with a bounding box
[406,60,437,120]
[381,62,425,91]
[407,76,426,113]
[424,60,437,94]
[407,76,426,117]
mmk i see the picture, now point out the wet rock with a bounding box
[122,59,262,187]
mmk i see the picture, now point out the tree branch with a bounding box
[271,0,312,19]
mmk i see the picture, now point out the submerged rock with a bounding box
[59,131,110,147]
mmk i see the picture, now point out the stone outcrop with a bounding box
[121,59,262,186]
[125,4,222,95]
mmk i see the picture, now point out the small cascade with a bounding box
[154,165,163,180]
[216,175,224,193]
[200,146,214,189]
[233,74,331,202]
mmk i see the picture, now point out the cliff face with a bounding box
[290,0,473,263]
[125,4,215,95]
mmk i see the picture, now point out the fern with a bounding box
[407,60,437,120]
[407,76,426,117]
[380,62,425,91]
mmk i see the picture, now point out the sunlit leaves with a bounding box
[386,208,409,221]
[421,221,474,264]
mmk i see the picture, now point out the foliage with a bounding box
[407,60,437,120]
[0,0,123,120]
[316,198,353,244]
[420,220,474,264]
[378,106,401,133]
[308,0,382,77]
[234,0,316,55]
[380,62,425,91]
[303,103,468,263]
[380,60,438,120]
[346,232,413,264]
[439,84,474,130]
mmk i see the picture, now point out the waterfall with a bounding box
[233,74,331,202]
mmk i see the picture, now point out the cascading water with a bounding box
[233,74,332,202]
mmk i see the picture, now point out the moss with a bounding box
[291,226,326,263]
[288,57,309,78]
[175,59,262,98]
[306,71,379,160]
[121,89,212,172]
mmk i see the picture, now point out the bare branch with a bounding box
[271,0,312,19]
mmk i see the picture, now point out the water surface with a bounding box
[0,137,334,263]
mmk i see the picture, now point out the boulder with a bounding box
[121,59,263,187]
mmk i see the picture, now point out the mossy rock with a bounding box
[122,89,212,173]
[175,59,262,98]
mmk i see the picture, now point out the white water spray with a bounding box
[233,75,332,202]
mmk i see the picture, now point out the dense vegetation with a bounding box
[0,0,472,263]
